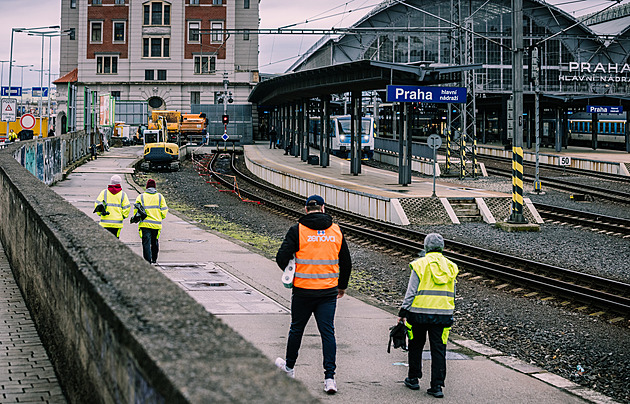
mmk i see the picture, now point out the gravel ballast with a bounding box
[139,154,630,403]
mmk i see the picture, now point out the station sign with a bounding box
[1,86,22,97]
[586,105,623,114]
[386,85,466,103]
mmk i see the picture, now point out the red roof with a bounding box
[53,68,78,84]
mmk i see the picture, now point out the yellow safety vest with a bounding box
[135,192,168,234]
[94,189,130,229]
[409,253,458,316]
[294,224,343,289]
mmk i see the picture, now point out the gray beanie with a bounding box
[110,175,122,185]
[424,233,444,252]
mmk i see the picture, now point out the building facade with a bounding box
[55,0,259,133]
[289,0,630,147]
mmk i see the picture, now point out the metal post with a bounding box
[47,35,52,134]
[508,0,526,223]
[591,113,598,150]
[320,96,330,167]
[533,47,541,193]
[351,91,361,175]
[626,108,630,153]
[398,103,412,186]
[432,146,437,197]
[39,35,44,137]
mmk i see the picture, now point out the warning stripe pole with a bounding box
[509,146,525,223]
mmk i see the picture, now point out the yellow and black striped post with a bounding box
[445,130,451,173]
[509,146,525,223]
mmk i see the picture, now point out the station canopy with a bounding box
[248,60,480,106]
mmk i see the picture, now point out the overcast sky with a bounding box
[0,0,624,90]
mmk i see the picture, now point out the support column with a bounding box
[292,103,299,157]
[320,96,330,168]
[351,91,361,175]
[398,103,412,186]
[302,99,309,162]
[555,107,563,152]
[591,113,598,150]
[626,107,630,153]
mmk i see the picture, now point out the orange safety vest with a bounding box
[294,223,343,289]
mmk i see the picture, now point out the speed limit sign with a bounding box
[558,156,571,166]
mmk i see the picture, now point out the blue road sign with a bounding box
[386,85,466,103]
[222,133,229,141]
[31,87,49,97]
[586,105,623,114]
[1,87,22,97]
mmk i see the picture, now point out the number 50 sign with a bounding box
[558,156,571,166]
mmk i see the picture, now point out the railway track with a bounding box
[192,152,630,319]
[535,203,630,238]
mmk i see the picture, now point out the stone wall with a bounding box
[0,139,316,403]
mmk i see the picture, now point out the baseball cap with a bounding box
[305,195,325,207]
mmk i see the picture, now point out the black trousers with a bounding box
[141,228,160,263]
[407,323,448,388]
[104,227,121,238]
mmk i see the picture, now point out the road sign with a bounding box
[427,134,442,149]
[221,133,229,141]
[31,87,49,97]
[20,113,36,130]
[586,105,623,114]
[1,98,17,122]
[386,85,466,103]
[1,87,22,97]
[558,156,571,166]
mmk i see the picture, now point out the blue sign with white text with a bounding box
[31,87,49,97]
[586,105,623,114]
[1,87,22,97]
[386,85,466,103]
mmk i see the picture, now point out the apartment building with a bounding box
[54,0,259,133]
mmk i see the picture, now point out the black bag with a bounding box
[93,202,109,216]
[130,202,147,223]
[388,321,408,353]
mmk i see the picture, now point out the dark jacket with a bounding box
[276,212,352,297]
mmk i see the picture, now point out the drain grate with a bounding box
[182,281,231,291]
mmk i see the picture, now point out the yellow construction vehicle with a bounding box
[181,113,208,144]
[148,110,182,143]
[143,115,180,170]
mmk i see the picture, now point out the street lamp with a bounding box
[14,64,33,112]
[8,25,61,135]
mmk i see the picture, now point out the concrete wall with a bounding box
[0,138,316,403]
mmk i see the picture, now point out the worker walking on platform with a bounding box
[93,175,131,238]
[133,179,168,264]
[398,233,458,398]
[269,126,277,149]
[275,195,352,395]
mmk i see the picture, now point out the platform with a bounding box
[42,146,612,403]
[240,144,541,226]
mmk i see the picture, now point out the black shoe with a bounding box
[404,377,419,390]
[427,386,444,398]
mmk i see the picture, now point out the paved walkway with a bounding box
[0,244,66,404]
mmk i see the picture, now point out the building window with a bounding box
[190,0,199,4]
[143,37,170,58]
[213,0,222,4]
[157,70,167,80]
[194,55,216,74]
[145,70,154,80]
[111,91,121,100]
[144,2,170,26]
[211,21,224,43]
[96,56,118,74]
[115,0,125,4]
[191,91,200,105]
[90,21,102,43]
[93,0,102,4]
[70,0,76,8]
[243,29,249,41]
[244,0,249,8]
[113,21,125,43]
[188,21,200,43]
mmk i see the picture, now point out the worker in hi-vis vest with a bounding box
[133,179,168,264]
[93,174,130,238]
[398,233,458,398]
[275,194,352,395]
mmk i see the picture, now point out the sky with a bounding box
[0,0,625,90]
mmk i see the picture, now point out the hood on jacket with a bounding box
[108,184,122,195]
[425,253,458,285]
[298,212,333,231]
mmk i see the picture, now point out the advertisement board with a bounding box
[99,94,115,127]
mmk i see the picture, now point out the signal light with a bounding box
[222,114,229,125]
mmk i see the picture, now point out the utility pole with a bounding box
[508,0,526,223]
[532,47,542,194]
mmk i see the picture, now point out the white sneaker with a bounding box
[274,357,295,378]
[324,378,337,394]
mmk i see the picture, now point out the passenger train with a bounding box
[308,115,375,159]
[567,112,627,148]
